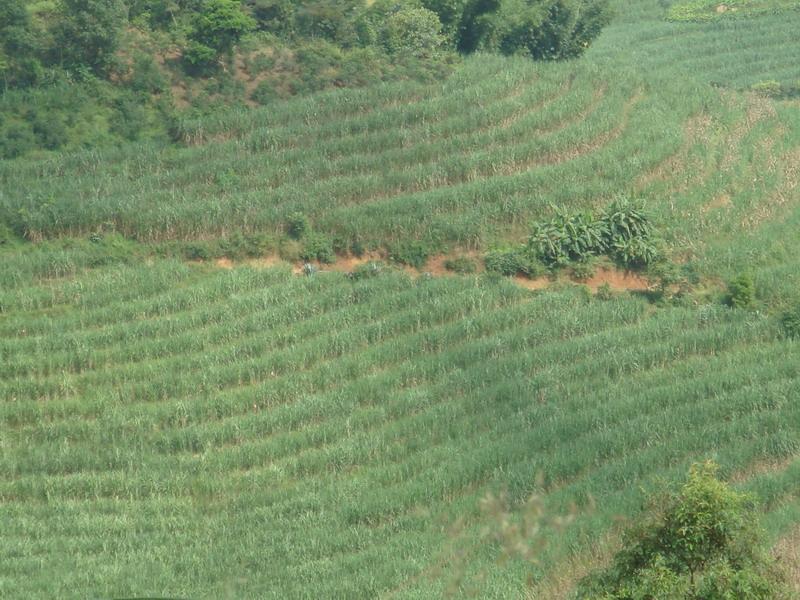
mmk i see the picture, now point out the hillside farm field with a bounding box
[3,0,800,597]
[3,259,800,598]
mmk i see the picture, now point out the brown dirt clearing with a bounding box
[202,253,651,293]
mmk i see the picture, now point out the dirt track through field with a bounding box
[210,253,652,292]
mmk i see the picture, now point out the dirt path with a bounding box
[208,253,652,293]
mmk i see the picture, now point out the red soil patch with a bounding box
[422,253,484,277]
[514,276,552,290]
[245,256,286,270]
[204,254,650,293]
[291,253,385,274]
[517,268,650,293]
[583,268,650,292]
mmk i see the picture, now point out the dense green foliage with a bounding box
[527,198,657,268]
[0,0,616,158]
[184,0,255,68]
[460,0,613,60]
[577,462,789,599]
[726,274,756,309]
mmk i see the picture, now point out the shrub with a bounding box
[278,238,302,262]
[527,208,607,266]
[381,6,444,58]
[609,235,658,268]
[190,0,256,56]
[350,238,366,257]
[725,274,755,309]
[576,461,789,599]
[751,80,782,98]
[444,256,476,274]
[0,121,37,158]
[349,261,384,281]
[53,0,127,75]
[595,282,613,300]
[129,53,167,94]
[0,222,19,245]
[183,243,212,261]
[484,247,544,277]
[286,212,310,239]
[522,198,659,269]
[570,259,596,281]
[182,41,219,71]
[781,305,800,339]
[389,240,431,269]
[251,80,279,105]
[249,0,295,34]
[301,233,335,264]
[462,0,613,60]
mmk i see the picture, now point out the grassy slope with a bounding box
[2,260,800,598]
[2,1,800,598]
[3,2,800,302]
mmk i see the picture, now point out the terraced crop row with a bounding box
[3,258,800,598]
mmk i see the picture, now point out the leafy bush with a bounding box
[0,121,37,158]
[190,0,256,56]
[751,80,782,98]
[570,258,596,281]
[251,80,279,105]
[301,233,335,264]
[781,305,800,339]
[249,0,295,34]
[286,212,310,240]
[460,0,613,60]
[129,53,168,94]
[602,196,658,267]
[0,0,44,88]
[577,461,789,599]
[524,198,657,270]
[349,261,384,281]
[725,274,756,309]
[0,222,20,246]
[183,243,212,261]
[380,6,444,58]
[527,208,607,266]
[484,247,544,277]
[182,41,219,71]
[389,240,431,269]
[53,0,127,75]
[595,282,613,300]
[444,256,477,274]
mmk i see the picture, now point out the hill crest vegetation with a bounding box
[0,0,612,158]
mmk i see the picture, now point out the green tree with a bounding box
[420,0,471,41]
[53,0,127,74]
[0,0,43,88]
[576,461,789,599]
[381,6,444,57]
[186,0,255,67]
[472,0,612,60]
[451,0,610,59]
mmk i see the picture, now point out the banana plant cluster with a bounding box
[526,197,658,268]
